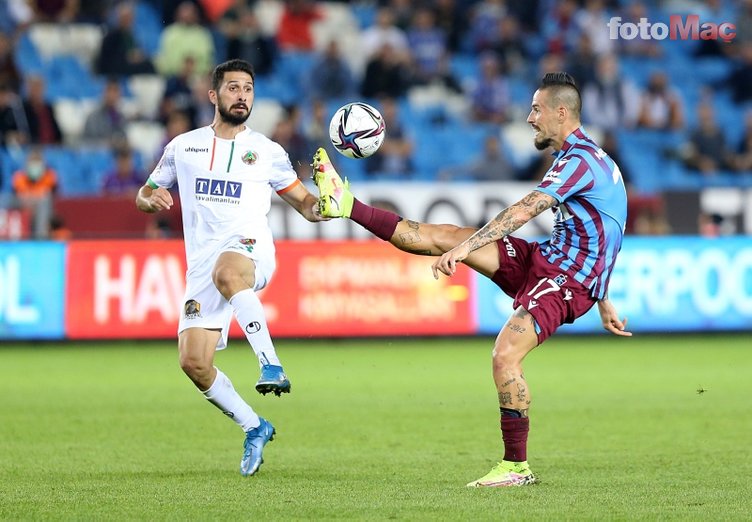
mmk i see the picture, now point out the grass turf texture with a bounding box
[1,335,751,520]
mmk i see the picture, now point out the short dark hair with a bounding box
[211,59,255,91]
[539,72,581,119]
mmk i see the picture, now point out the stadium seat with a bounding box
[125,122,165,166]
[127,75,166,121]
[246,99,285,137]
[53,98,98,144]
[13,31,44,74]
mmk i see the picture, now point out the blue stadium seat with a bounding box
[14,32,44,75]
[132,1,162,57]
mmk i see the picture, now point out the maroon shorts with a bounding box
[490,236,597,344]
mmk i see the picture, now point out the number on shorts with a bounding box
[527,277,561,299]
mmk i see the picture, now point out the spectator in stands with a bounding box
[573,0,614,56]
[31,0,78,23]
[0,34,21,92]
[432,0,464,52]
[307,40,354,101]
[565,33,597,89]
[361,8,409,60]
[156,1,215,77]
[12,147,57,239]
[732,111,752,173]
[221,7,277,76]
[364,98,414,177]
[738,0,752,46]
[0,83,25,146]
[467,0,507,53]
[541,0,579,55]
[681,102,733,175]
[3,0,34,32]
[270,105,310,180]
[636,72,684,131]
[102,147,143,195]
[385,0,413,31]
[95,2,156,78]
[519,149,555,182]
[406,7,448,85]
[487,15,528,76]
[21,75,62,145]
[49,215,72,240]
[190,73,216,128]
[469,53,511,125]
[360,43,413,100]
[160,56,198,126]
[724,42,752,105]
[275,0,322,52]
[157,110,191,164]
[439,134,516,181]
[582,54,640,131]
[615,2,662,58]
[81,79,128,147]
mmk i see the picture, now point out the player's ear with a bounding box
[208,89,217,105]
[558,105,567,123]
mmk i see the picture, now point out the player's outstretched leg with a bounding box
[466,460,536,487]
[240,417,276,476]
[311,147,354,218]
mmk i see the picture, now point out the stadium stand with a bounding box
[1,0,750,237]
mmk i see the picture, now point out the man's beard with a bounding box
[534,135,553,151]
[217,101,251,125]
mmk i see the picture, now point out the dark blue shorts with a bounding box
[490,236,597,344]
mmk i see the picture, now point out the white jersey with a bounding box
[148,126,300,271]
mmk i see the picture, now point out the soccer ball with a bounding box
[328,102,386,159]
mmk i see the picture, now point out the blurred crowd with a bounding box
[1,0,751,239]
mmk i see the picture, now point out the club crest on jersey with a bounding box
[239,238,256,253]
[184,299,201,319]
[241,150,258,165]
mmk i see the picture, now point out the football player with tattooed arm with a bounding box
[312,72,631,487]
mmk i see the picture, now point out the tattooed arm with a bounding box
[431,190,557,278]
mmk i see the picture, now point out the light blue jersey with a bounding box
[535,127,627,299]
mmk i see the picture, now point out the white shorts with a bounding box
[177,236,276,350]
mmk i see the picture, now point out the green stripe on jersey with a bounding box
[147,178,159,189]
[227,141,235,173]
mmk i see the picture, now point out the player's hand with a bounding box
[431,243,470,279]
[149,187,173,211]
[597,299,632,337]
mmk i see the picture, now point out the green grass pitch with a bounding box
[2,334,751,520]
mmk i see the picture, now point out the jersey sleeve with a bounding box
[267,141,299,193]
[535,155,594,203]
[147,139,178,189]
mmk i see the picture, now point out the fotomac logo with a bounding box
[195,178,243,203]
[608,15,736,42]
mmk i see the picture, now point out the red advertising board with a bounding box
[65,240,474,339]
[261,241,474,337]
[66,240,187,338]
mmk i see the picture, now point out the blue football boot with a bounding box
[255,364,291,396]
[240,417,275,477]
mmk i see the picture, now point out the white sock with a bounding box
[229,288,281,367]
[202,368,260,432]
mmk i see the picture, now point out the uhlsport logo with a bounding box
[195,177,242,204]
[608,15,736,42]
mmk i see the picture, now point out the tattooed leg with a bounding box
[492,306,539,416]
